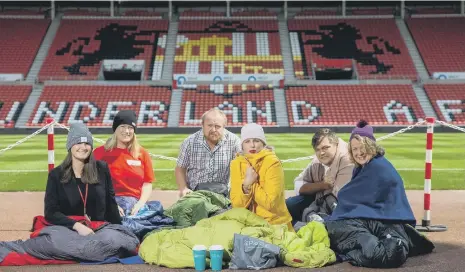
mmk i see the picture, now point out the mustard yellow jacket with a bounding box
[230,149,292,229]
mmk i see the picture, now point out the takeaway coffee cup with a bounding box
[209,245,224,271]
[193,245,207,271]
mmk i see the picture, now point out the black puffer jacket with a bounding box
[325,219,434,268]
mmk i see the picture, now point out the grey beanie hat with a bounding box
[66,123,93,151]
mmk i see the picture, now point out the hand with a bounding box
[130,201,144,216]
[244,166,258,186]
[322,182,334,190]
[179,187,192,198]
[73,222,94,236]
[118,205,125,217]
[323,175,331,184]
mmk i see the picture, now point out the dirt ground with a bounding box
[0,190,463,272]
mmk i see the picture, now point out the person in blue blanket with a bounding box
[324,120,434,268]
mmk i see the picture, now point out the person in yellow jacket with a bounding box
[230,123,293,231]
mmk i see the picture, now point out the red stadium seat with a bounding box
[175,19,284,76]
[288,19,417,80]
[285,84,425,126]
[407,18,465,76]
[423,84,465,125]
[179,84,277,127]
[0,19,50,77]
[26,86,171,127]
[38,19,168,81]
[0,86,32,126]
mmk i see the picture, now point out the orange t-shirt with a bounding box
[93,146,154,199]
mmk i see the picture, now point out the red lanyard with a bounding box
[77,183,88,217]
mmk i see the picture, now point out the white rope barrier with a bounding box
[0,119,463,165]
[0,121,56,155]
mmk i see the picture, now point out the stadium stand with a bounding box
[38,19,168,81]
[231,10,277,17]
[179,84,277,127]
[179,10,226,17]
[348,7,396,15]
[0,19,50,77]
[174,18,284,77]
[423,84,465,124]
[120,10,162,17]
[285,84,425,126]
[26,85,171,127]
[407,6,458,15]
[406,18,465,76]
[294,9,339,16]
[0,86,32,128]
[288,19,417,80]
[61,10,109,16]
[1,2,464,130]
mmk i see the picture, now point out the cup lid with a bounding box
[193,245,207,250]
[209,245,224,250]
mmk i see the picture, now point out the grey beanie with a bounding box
[66,123,93,151]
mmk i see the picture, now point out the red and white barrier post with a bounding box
[46,118,55,172]
[422,117,434,227]
[416,117,447,232]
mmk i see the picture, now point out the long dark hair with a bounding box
[60,151,99,184]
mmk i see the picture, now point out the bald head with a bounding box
[201,108,227,145]
[201,108,227,126]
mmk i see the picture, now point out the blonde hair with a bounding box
[348,134,385,167]
[104,132,141,159]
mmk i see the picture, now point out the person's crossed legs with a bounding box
[285,194,316,225]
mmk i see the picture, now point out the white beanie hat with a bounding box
[241,123,266,145]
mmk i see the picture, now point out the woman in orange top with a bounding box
[230,123,293,231]
[94,110,154,216]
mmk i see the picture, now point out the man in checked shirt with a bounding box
[175,108,241,198]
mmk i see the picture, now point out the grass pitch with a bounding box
[0,133,464,191]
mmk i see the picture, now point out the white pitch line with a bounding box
[0,168,464,173]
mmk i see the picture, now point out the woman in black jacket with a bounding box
[44,123,121,236]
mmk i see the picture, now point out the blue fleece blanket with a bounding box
[327,155,416,225]
[116,196,176,239]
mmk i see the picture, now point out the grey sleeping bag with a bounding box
[229,233,281,270]
[22,224,139,262]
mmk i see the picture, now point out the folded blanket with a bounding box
[116,196,176,239]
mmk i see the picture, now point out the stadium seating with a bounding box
[231,10,277,17]
[294,10,339,16]
[0,9,45,15]
[38,19,168,81]
[0,85,32,127]
[0,19,50,77]
[179,84,277,127]
[407,7,458,15]
[180,10,226,17]
[175,19,284,77]
[285,84,425,126]
[288,19,417,80]
[62,10,109,16]
[423,84,465,124]
[349,7,396,15]
[121,10,162,17]
[406,18,465,76]
[27,86,171,127]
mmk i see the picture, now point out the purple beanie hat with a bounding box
[350,120,376,142]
